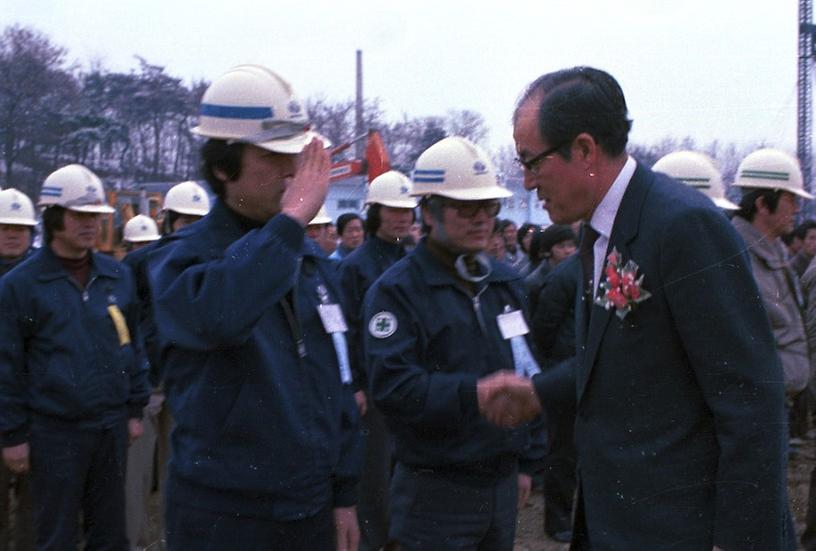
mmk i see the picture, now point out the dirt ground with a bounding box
[127,438,816,549]
[513,439,816,550]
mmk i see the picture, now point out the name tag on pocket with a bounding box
[317,304,348,333]
[496,309,529,340]
[107,305,131,346]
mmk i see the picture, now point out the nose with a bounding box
[522,170,538,191]
[472,206,492,224]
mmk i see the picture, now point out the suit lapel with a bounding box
[576,164,653,403]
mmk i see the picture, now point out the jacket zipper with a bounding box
[471,285,489,337]
[281,259,306,358]
[78,275,98,302]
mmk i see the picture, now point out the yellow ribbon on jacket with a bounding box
[107,305,131,346]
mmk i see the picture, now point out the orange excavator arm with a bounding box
[329,129,391,183]
[364,130,390,182]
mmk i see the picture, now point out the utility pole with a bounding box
[355,50,364,160]
[799,0,816,215]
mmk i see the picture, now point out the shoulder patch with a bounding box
[368,311,398,339]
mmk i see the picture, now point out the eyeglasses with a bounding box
[441,199,502,218]
[514,142,566,174]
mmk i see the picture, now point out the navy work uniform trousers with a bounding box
[388,462,518,551]
[29,418,129,550]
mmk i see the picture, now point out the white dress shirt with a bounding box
[588,156,637,296]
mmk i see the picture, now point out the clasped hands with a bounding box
[477,370,542,427]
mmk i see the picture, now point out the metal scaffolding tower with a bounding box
[799,0,816,212]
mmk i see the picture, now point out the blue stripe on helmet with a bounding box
[200,103,274,120]
[413,169,445,175]
[413,177,446,183]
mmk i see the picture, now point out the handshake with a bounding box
[476,371,542,427]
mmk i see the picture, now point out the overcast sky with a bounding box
[2,0,800,154]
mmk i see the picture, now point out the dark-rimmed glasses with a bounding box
[440,199,502,218]
[514,142,566,174]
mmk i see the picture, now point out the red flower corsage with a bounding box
[594,248,651,319]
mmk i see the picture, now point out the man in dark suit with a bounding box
[476,67,792,549]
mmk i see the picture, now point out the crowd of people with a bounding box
[0,63,813,551]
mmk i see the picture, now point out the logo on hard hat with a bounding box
[399,186,409,195]
[10,202,20,211]
[86,185,97,194]
[192,194,201,203]
[140,224,148,231]
[288,101,302,114]
[473,161,487,175]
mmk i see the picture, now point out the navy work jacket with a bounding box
[0,246,149,446]
[363,240,546,478]
[149,200,361,521]
[339,235,406,391]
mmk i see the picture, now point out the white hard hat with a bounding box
[38,164,115,213]
[732,148,814,199]
[192,64,329,154]
[123,214,160,243]
[652,151,738,210]
[410,136,512,200]
[163,181,211,216]
[308,205,332,226]
[0,188,37,226]
[366,171,418,209]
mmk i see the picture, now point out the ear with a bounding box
[420,204,435,228]
[213,167,230,184]
[572,133,598,167]
[754,195,769,215]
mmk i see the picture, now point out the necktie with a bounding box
[579,224,600,318]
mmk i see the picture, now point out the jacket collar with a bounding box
[199,199,321,259]
[367,235,405,256]
[413,238,519,287]
[731,216,788,269]
[0,246,35,273]
[35,245,120,282]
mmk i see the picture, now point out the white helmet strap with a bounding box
[455,252,492,283]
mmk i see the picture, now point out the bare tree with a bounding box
[0,25,74,193]
[307,96,384,160]
[445,109,488,146]
[492,143,522,181]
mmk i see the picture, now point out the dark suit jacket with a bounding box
[534,164,791,549]
[532,255,578,365]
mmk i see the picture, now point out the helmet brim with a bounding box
[791,187,816,200]
[712,197,739,210]
[0,217,36,226]
[67,204,116,214]
[366,199,420,209]
[307,216,332,225]
[164,206,209,216]
[732,181,815,200]
[255,130,331,155]
[411,186,513,201]
[126,235,160,243]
